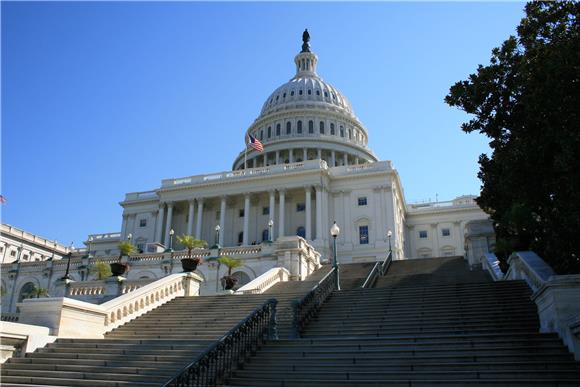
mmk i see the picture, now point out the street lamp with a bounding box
[268,219,274,243]
[61,242,74,282]
[169,229,175,251]
[387,229,392,254]
[330,221,341,291]
[86,236,94,259]
[213,225,221,248]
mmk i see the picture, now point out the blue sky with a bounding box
[1,2,526,246]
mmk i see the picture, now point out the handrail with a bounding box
[235,267,290,295]
[162,298,278,387]
[361,262,380,288]
[380,251,393,276]
[291,267,337,338]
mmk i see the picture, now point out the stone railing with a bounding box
[160,160,327,189]
[17,272,204,338]
[0,321,56,363]
[1,313,19,322]
[87,232,122,242]
[68,281,106,297]
[330,160,391,177]
[481,253,503,281]
[236,267,290,295]
[504,251,580,361]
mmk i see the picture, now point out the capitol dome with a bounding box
[233,30,377,171]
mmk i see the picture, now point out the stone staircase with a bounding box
[226,257,580,386]
[0,265,332,386]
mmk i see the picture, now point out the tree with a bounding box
[445,2,580,274]
[118,241,136,259]
[176,235,208,258]
[90,260,112,280]
[218,256,243,276]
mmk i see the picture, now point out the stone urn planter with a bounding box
[221,275,238,290]
[110,262,129,276]
[181,257,201,273]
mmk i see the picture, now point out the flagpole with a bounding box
[244,135,248,170]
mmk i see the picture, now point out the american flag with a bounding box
[0,195,6,204]
[247,134,264,152]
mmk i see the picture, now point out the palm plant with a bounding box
[177,235,207,272]
[90,260,112,280]
[31,285,49,298]
[218,256,243,290]
[118,241,136,259]
[111,241,135,277]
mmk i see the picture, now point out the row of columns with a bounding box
[241,149,362,170]
[154,186,328,247]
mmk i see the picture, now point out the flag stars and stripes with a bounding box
[248,134,264,152]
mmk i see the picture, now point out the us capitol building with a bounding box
[1,31,494,306]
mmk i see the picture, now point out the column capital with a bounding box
[430,223,438,228]
[196,197,204,204]
[277,188,287,194]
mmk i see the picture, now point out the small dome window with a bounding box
[319,121,325,134]
[316,90,320,96]
[267,126,272,138]
[340,126,345,137]
[283,93,286,98]
[276,124,281,136]
[276,95,279,101]
[297,121,303,134]
[332,93,336,99]
[308,120,314,134]
[324,91,329,98]
[308,89,312,95]
[299,90,303,95]
[291,91,295,96]
[330,123,335,135]
[286,122,291,135]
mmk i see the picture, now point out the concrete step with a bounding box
[0,375,161,386]
[227,379,580,387]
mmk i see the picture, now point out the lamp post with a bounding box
[61,243,74,282]
[214,225,221,248]
[268,219,274,243]
[87,236,94,259]
[169,229,174,251]
[387,229,392,254]
[330,221,341,291]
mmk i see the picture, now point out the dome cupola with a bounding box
[233,30,377,171]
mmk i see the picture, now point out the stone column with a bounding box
[219,196,227,246]
[163,202,174,247]
[431,223,439,257]
[331,151,336,167]
[275,151,280,164]
[269,190,276,240]
[187,200,195,235]
[305,187,312,240]
[252,158,256,168]
[155,204,165,243]
[278,190,286,237]
[343,153,348,166]
[289,149,294,163]
[195,199,204,240]
[303,148,308,161]
[317,148,322,160]
[121,215,129,240]
[243,194,251,245]
[315,185,323,240]
[263,153,267,166]
[355,157,359,165]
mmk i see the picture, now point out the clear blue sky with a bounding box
[1,1,525,247]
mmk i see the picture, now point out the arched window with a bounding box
[283,92,286,98]
[231,271,251,289]
[308,89,312,95]
[340,126,345,137]
[299,90,303,95]
[330,123,335,135]
[348,128,352,139]
[259,130,263,141]
[296,227,306,238]
[276,124,281,136]
[316,90,320,96]
[308,120,314,134]
[238,232,244,245]
[319,121,325,134]
[262,229,269,242]
[291,91,295,96]
[267,126,271,138]
[18,282,36,302]
[297,121,302,134]
[286,122,291,134]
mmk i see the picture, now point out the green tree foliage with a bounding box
[445,2,580,274]
[31,285,49,298]
[118,241,136,258]
[176,235,208,258]
[90,260,113,280]
[217,256,243,276]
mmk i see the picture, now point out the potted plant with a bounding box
[177,235,208,272]
[218,256,243,290]
[111,241,135,276]
[90,260,112,280]
[31,285,49,298]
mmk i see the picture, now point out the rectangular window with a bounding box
[442,228,451,237]
[139,219,147,227]
[22,254,29,261]
[0,246,3,253]
[137,243,145,252]
[359,226,369,244]
[10,250,16,257]
[419,230,428,239]
[239,209,245,217]
[262,207,269,215]
[296,203,305,212]
[358,197,368,206]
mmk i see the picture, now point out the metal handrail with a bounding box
[380,251,393,276]
[162,298,278,387]
[291,267,337,338]
[361,261,381,288]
